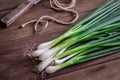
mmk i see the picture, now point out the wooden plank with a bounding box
[0,0,24,11]
[1,0,120,80]
[0,0,24,18]
[0,1,34,28]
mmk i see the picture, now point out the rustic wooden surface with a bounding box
[0,0,120,80]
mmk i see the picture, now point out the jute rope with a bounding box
[22,0,78,32]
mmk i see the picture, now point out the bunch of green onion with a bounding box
[31,0,120,74]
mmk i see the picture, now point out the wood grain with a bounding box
[1,0,120,80]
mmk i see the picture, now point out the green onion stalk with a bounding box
[30,0,120,73]
[46,46,120,74]
[55,32,120,59]
[36,3,120,61]
[39,19,120,61]
[33,1,120,59]
[36,22,120,71]
[53,41,120,65]
[46,0,120,47]
[36,0,120,50]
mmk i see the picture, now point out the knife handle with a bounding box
[0,0,33,28]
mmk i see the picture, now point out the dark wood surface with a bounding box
[0,0,120,80]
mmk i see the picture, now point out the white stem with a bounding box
[45,66,60,74]
[38,57,54,72]
[55,52,78,65]
[32,48,49,57]
[37,40,53,50]
[39,48,60,61]
[56,48,67,56]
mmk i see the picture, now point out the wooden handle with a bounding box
[0,1,33,28]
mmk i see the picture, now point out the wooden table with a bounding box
[0,0,120,80]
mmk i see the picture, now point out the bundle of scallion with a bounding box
[31,0,120,74]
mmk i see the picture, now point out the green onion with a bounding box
[49,0,120,47]
[54,47,102,65]
[30,0,120,74]
[46,46,120,74]
[55,32,120,59]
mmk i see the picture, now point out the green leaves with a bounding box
[32,0,120,74]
